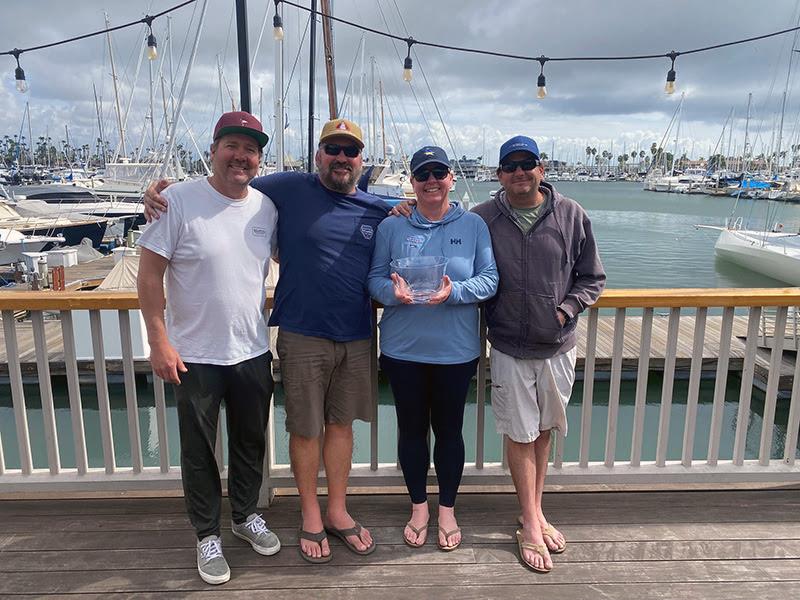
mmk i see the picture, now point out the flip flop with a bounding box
[437,526,461,551]
[515,529,552,573]
[324,521,376,555]
[516,516,566,554]
[297,528,332,564]
[403,521,428,548]
[542,524,567,554]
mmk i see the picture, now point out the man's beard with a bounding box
[319,162,361,193]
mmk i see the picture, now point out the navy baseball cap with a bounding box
[410,146,451,172]
[498,135,540,164]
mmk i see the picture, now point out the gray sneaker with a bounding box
[196,535,230,585]
[232,513,281,556]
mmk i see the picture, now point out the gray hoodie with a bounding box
[471,181,606,359]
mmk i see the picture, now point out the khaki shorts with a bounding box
[277,329,373,438]
[490,346,577,443]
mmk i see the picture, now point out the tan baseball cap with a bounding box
[319,118,364,148]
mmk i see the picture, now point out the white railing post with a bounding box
[604,308,626,467]
[2,310,33,474]
[60,311,88,475]
[759,305,788,465]
[630,307,653,466]
[656,308,681,467]
[707,307,734,465]
[681,307,707,467]
[733,307,762,465]
[119,310,143,473]
[89,310,116,474]
[579,308,599,468]
[31,311,60,475]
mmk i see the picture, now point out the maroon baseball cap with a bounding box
[213,111,269,148]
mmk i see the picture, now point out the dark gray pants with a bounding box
[174,351,273,539]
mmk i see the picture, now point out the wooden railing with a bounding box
[1,288,799,499]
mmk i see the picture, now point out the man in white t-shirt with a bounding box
[137,112,280,585]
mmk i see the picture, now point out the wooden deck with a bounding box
[1,490,799,598]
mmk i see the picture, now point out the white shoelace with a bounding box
[245,514,269,536]
[199,537,223,561]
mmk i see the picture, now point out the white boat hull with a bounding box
[715,229,800,285]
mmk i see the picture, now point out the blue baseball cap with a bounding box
[410,146,451,172]
[498,135,540,164]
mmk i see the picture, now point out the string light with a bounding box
[273,0,284,40]
[144,16,158,61]
[274,0,800,97]
[2,0,195,93]
[536,55,548,99]
[403,39,414,82]
[11,49,27,93]
[665,51,678,95]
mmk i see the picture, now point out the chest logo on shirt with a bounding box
[251,226,268,237]
[360,224,374,240]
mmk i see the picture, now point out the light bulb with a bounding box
[146,34,158,60]
[403,56,412,82]
[665,69,676,95]
[15,66,27,93]
[273,15,284,41]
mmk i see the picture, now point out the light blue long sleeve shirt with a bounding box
[367,203,498,364]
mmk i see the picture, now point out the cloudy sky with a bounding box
[2,0,800,166]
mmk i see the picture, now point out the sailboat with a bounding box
[696,48,800,285]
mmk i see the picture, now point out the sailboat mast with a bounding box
[274,1,284,172]
[93,83,107,168]
[379,80,386,161]
[307,0,317,172]
[742,93,752,172]
[105,12,126,160]
[320,0,337,119]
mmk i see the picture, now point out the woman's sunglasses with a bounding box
[412,167,450,181]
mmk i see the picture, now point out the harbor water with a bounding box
[2,182,800,468]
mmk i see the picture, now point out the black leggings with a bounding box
[379,354,479,507]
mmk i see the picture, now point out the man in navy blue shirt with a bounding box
[144,118,390,563]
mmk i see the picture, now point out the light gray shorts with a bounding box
[490,346,577,443]
[277,329,373,438]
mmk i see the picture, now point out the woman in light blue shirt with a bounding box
[367,146,498,551]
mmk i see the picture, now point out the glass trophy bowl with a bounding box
[390,255,449,303]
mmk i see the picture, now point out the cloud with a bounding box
[1,0,799,164]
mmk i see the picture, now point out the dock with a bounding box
[1,489,798,597]
[1,310,795,390]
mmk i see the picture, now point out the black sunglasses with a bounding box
[322,143,361,158]
[412,167,450,181]
[499,159,539,173]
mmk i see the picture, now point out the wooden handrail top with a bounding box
[594,288,800,308]
[0,287,799,311]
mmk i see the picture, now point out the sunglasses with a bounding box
[412,167,450,182]
[322,143,361,158]
[499,159,539,173]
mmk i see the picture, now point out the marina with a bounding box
[2,0,800,595]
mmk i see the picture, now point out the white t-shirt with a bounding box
[137,177,278,365]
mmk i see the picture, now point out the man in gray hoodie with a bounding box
[472,136,605,573]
